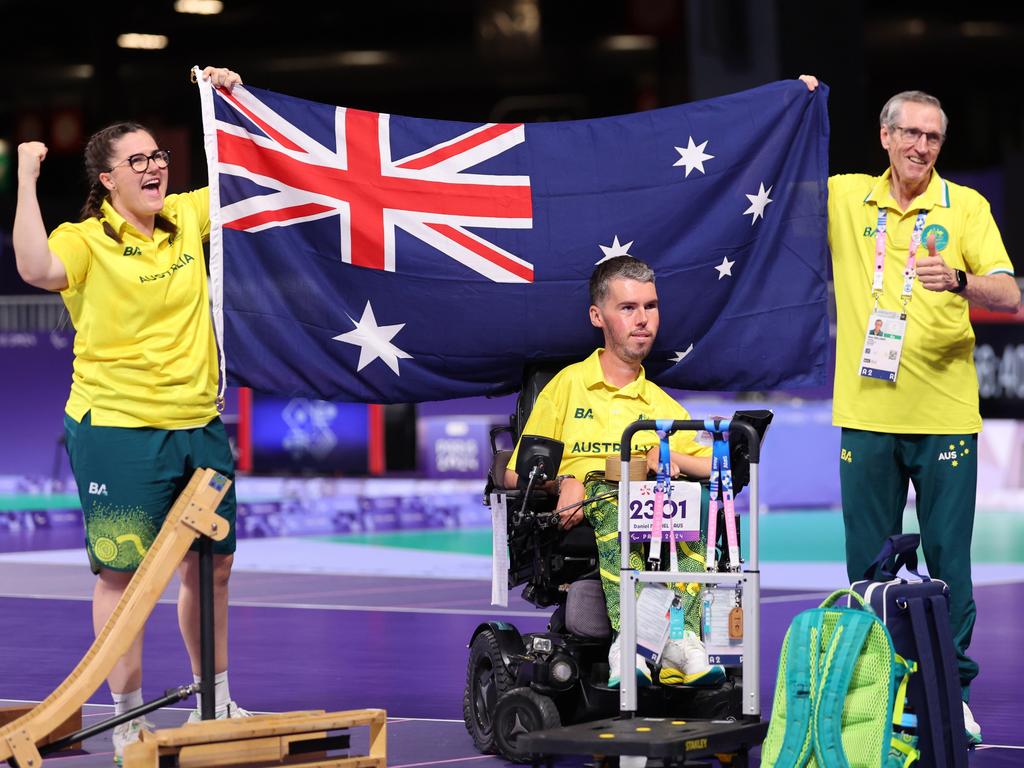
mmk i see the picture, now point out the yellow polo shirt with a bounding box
[829,169,1013,434]
[508,349,711,480]
[49,190,219,428]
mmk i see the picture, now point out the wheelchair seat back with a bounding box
[487,359,577,495]
[487,358,602,608]
[513,360,570,441]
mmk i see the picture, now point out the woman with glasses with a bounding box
[13,66,249,762]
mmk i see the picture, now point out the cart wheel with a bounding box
[493,687,560,763]
[463,629,516,753]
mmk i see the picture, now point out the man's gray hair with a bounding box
[880,90,948,135]
[589,256,655,306]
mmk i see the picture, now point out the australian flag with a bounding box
[197,75,830,403]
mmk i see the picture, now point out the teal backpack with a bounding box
[762,589,919,768]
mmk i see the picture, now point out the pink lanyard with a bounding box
[873,208,928,306]
[704,419,738,571]
[648,423,676,571]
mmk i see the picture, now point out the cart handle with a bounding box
[619,419,761,464]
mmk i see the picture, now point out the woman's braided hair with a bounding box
[80,122,177,243]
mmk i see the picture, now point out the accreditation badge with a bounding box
[627,480,702,542]
[859,309,907,383]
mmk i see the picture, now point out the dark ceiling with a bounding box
[2,0,1023,290]
[2,0,1023,157]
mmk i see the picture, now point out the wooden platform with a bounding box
[123,708,386,768]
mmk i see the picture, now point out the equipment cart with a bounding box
[519,418,769,767]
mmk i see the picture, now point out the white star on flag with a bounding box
[670,344,694,363]
[715,257,735,280]
[597,235,634,265]
[333,301,413,375]
[673,137,714,177]
[744,182,773,224]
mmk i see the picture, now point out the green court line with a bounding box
[320,528,494,555]
[0,495,81,511]
[5,495,1023,564]
[319,509,1024,564]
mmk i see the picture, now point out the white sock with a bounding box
[193,671,230,712]
[112,688,143,717]
[215,671,230,711]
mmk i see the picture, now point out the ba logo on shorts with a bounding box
[88,482,108,496]
[574,408,593,419]
[840,448,853,464]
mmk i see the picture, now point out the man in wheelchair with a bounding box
[503,255,725,688]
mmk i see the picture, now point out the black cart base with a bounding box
[519,716,768,767]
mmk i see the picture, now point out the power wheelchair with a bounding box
[462,363,771,763]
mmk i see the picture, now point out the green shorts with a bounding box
[64,411,237,572]
[583,478,708,634]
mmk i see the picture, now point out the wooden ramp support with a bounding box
[0,468,231,767]
[0,706,82,754]
[122,708,387,768]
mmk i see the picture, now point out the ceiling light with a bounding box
[961,21,1007,38]
[338,50,394,67]
[66,64,96,79]
[174,0,224,14]
[117,33,169,50]
[601,35,657,52]
[263,51,397,72]
[905,19,926,36]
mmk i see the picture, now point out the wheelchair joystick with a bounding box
[512,435,565,521]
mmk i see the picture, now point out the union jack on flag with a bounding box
[212,86,535,282]
[198,72,831,404]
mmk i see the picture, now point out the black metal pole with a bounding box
[199,535,216,721]
[40,685,198,755]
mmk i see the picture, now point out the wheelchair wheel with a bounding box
[463,629,515,753]
[493,686,560,763]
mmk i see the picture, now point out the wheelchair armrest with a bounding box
[489,423,514,455]
[489,449,513,491]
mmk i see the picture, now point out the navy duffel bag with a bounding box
[849,533,968,767]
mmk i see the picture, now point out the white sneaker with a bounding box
[186,700,253,724]
[112,717,154,764]
[607,634,651,688]
[963,701,982,745]
[660,631,726,686]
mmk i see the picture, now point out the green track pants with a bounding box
[839,428,979,696]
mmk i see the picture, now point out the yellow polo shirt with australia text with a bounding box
[49,190,219,428]
[829,169,1013,434]
[508,349,711,480]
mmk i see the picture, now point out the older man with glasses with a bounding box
[799,77,1020,745]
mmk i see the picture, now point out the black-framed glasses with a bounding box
[109,149,171,173]
[893,126,944,149]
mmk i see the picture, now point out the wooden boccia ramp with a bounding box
[123,709,386,768]
[0,468,387,768]
[520,717,768,767]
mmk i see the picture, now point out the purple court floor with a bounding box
[1,564,1023,766]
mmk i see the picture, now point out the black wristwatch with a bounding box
[949,269,968,294]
